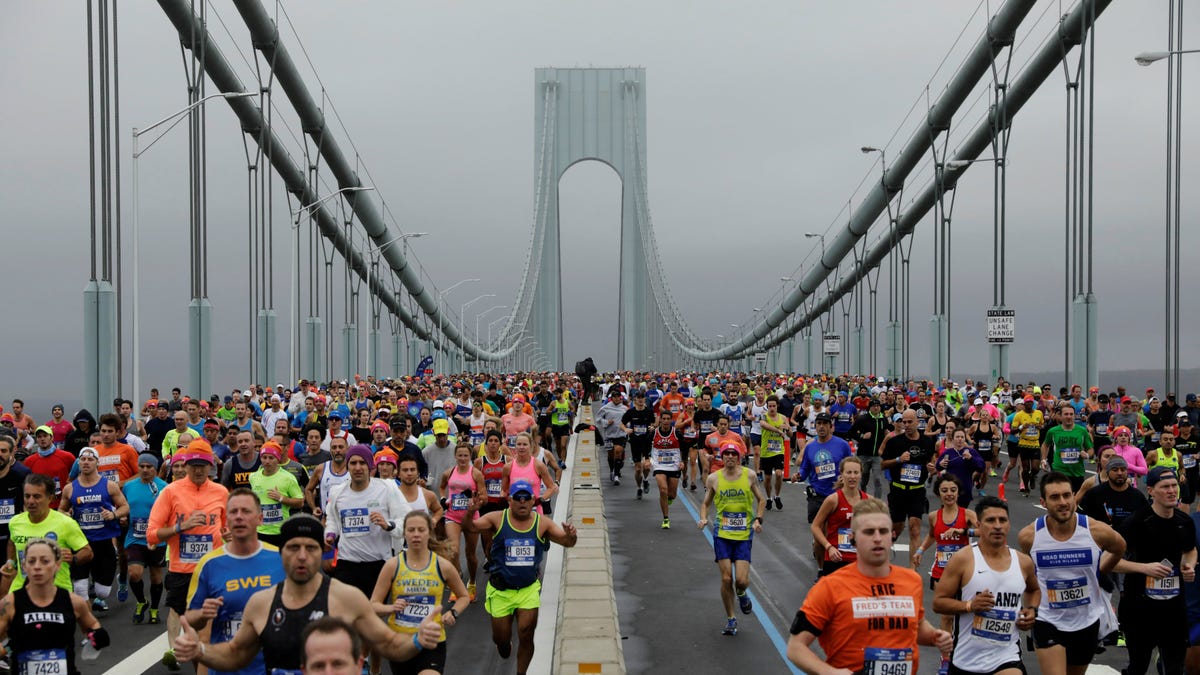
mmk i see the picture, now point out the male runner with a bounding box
[933,496,1039,675]
[1110,466,1197,675]
[756,396,791,511]
[3,474,92,596]
[306,435,350,517]
[184,488,284,675]
[300,616,366,675]
[220,431,261,492]
[1041,404,1093,493]
[462,480,578,673]
[788,497,954,673]
[620,392,655,500]
[689,390,720,488]
[881,409,938,563]
[698,443,768,636]
[649,409,685,529]
[248,444,304,546]
[122,453,167,624]
[797,412,854,570]
[60,447,130,612]
[172,515,440,672]
[1006,396,1044,496]
[1018,471,1126,675]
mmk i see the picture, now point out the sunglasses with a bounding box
[511,493,534,503]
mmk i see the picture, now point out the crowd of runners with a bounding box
[0,372,1197,674]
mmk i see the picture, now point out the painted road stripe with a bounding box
[677,491,804,675]
[101,632,168,675]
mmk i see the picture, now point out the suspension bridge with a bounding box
[72,0,1189,417]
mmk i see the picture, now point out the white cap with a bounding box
[973,398,984,406]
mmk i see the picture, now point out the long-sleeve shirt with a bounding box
[147,478,229,574]
[596,403,630,440]
[324,478,408,561]
[1111,443,1149,481]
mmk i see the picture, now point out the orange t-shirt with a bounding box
[147,478,229,574]
[658,393,685,420]
[95,442,140,483]
[799,563,926,673]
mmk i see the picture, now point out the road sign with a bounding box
[987,309,1015,343]
[822,333,841,355]
[753,351,768,366]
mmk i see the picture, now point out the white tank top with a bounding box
[401,485,427,513]
[749,402,767,435]
[951,545,1025,672]
[319,460,350,514]
[1031,514,1104,630]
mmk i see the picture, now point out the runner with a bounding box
[0,537,110,675]
[220,430,262,491]
[1007,396,1044,497]
[439,440,486,601]
[474,430,508,561]
[122,453,167,624]
[756,396,792,511]
[146,439,229,671]
[548,386,574,465]
[881,409,938,563]
[809,456,869,577]
[697,443,768,636]
[850,398,891,496]
[172,515,440,672]
[649,409,685,529]
[306,435,350,519]
[461,480,578,673]
[0,435,29,564]
[58,446,130,612]
[596,391,629,486]
[4,474,92,596]
[932,496,1040,675]
[299,615,365,675]
[703,415,746,478]
[23,428,71,507]
[501,433,558,516]
[183,488,285,675]
[620,391,655,500]
[689,390,720,488]
[1110,465,1197,675]
[787,497,953,673]
[1077,455,1146,528]
[937,429,985,507]
[1017,471,1126,675]
[797,411,854,570]
[912,474,977,670]
[1040,404,1093,493]
[248,443,304,547]
[397,456,443,520]
[370,510,471,675]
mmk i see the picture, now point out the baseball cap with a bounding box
[374,450,399,466]
[973,398,984,406]
[279,514,325,548]
[34,425,53,437]
[1023,395,1034,403]
[178,439,216,465]
[432,419,450,435]
[1188,394,1197,402]
[814,412,833,423]
[328,412,343,422]
[509,479,535,498]
[1120,396,1133,404]
[1147,465,1178,487]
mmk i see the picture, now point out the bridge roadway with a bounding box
[85,438,1126,675]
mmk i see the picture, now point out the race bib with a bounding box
[1023,426,1039,438]
[862,647,913,675]
[1152,432,1161,444]
[1059,448,1080,465]
[1046,577,1091,609]
[18,649,68,675]
[935,544,962,568]
[555,411,568,424]
[633,425,648,435]
[340,508,370,535]
[1184,455,1197,470]
[505,538,537,567]
[506,435,517,449]
[836,527,854,553]
[1095,424,1109,435]
[655,449,680,467]
[971,608,1017,642]
[899,463,922,484]
[470,430,484,445]
[261,503,283,524]
[719,511,747,534]
[0,498,15,524]
[1146,569,1181,600]
[700,420,714,433]
[978,440,992,452]
[131,518,148,538]
[766,439,783,453]
[450,493,470,511]
[101,469,120,483]
[396,595,436,625]
[485,478,503,498]
[179,533,213,563]
[78,507,103,529]
[815,462,836,481]
[224,611,244,641]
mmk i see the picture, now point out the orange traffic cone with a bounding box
[997,483,1007,503]
[783,439,792,480]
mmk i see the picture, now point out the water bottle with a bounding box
[80,638,99,661]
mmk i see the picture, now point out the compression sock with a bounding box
[130,579,146,604]
[150,582,164,608]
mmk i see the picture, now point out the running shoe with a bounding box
[636,488,643,500]
[613,474,621,486]
[117,581,129,603]
[722,618,738,636]
[149,608,160,624]
[682,478,689,489]
[468,583,477,602]
[1018,480,1026,493]
[989,469,998,477]
[133,602,147,624]
[766,500,773,511]
[1001,469,1011,483]
[667,497,674,506]
[661,518,670,529]
[162,650,181,672]
[774,496,783,510]
[643,479,649,492]
[689,483,697,492]
[91,598,109,613]
[738,592,753,615]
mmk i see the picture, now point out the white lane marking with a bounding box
[1087,666,1121,674]
[101,632,168,675]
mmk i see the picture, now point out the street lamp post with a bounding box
[290,186,375,384]
[460,294,496,369]
[437,279,479,374]
[131,91,256,402]
[364,232,427,377]
[476,305,508,348]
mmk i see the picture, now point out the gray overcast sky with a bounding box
[1,1,1197,404]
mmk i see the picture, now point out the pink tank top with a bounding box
[508,457,543,514]
[444,465,476,524]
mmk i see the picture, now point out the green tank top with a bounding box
[1151,447,1181,472]
[714,468,754,541]
[759,413,787,457]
